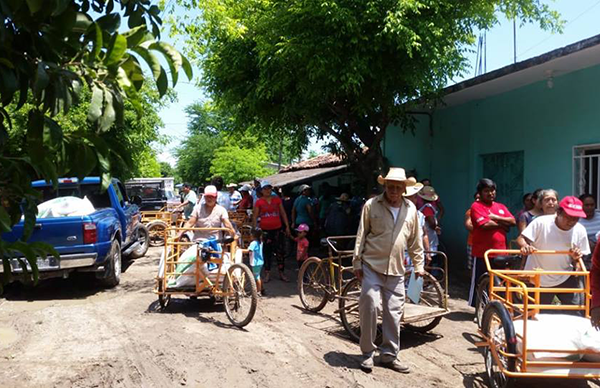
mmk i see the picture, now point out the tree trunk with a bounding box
[349,146,385,197]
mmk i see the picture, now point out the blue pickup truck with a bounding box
[1,177,150,287]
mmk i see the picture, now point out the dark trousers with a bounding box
[263,228,284,272]
[539,275,583,315]
[468,257,488,307]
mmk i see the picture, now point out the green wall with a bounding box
[383,116,433,179]
[385,64,600,265]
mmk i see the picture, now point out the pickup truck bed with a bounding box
[1,177,149,287]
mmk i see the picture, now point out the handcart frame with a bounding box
[477,249,600,388]
[154,227,258,327]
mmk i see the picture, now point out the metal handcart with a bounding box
[477,249,600,388]
[154,227,257,327]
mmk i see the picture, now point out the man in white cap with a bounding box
[353,167,425,373]
[226,183,242,211]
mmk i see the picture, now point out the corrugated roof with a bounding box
[280,153,344,172]
[261,165,348,187]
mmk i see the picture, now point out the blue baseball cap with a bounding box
[261,180,272,189]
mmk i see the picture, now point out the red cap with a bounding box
[559,196,586,218]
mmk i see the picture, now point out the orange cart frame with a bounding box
[477,249,600,386]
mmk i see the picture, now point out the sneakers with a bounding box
[379,359,410,374]
[359,355,374,372]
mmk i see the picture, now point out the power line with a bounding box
[517,0,600,59]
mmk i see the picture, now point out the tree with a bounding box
[176,0,561,190]
[0,0,190,289]
[184,100,305,166]
[160,162,175,178]
[175,132,224,186]
[4,81,171,180]
[210,140,271,183]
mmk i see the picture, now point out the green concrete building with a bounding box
[384,34,600,265]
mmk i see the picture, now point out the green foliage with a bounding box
[210,137,270,183]
[174,0,562,188]
[137,150,162,177]
[0,0,190,290]
[176,132,224,186]
[159,162,175,178]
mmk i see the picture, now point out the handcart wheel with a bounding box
[147,220,168,247]
[475,274,491,329]
[403,270,445,333]
[223,263,258,327]
[339,278,382,345]
[481,301,517,388]
[157,281,171,309]
[298,257,329,312]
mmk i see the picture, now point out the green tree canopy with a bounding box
[159,161,175,178]
[210,141,270,184]
[0,0,190,289]
[176,0,561,189]
[176,132,224,186]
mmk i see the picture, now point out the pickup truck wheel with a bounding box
[100,240,121,288]
[129,226,149,259]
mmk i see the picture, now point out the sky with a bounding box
[155,0,600,166]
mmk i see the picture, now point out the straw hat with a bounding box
[418,186,439,202]
[226,183,238,189]
[403,180,424,197]
[377,167,416,186]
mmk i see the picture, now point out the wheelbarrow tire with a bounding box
[339,278,382,345]
[147,220,168,247]
[475,274,491,329]
[481,300,517,388]
[298,257,329,312]
[156,280,171,310]
[403,270,445,333]
[223,263,258,327]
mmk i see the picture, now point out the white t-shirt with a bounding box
[579,210,600,245]
[522,214,590,287]
[390,206,400,223]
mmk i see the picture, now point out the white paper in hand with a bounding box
[407,271,424,304]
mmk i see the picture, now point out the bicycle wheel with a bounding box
[223,263,258,327]
[482,301,517,388]
[339,278,382,345]
[403,270,445,333]
[147,220,168,247]
[298,257,329,312]
[475,274,491,329]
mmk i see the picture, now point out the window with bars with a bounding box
[573,144,600,206]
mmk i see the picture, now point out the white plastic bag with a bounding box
[512,314,590,361]
[37,196,96,218]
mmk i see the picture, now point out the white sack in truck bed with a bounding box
[37,196,96,218]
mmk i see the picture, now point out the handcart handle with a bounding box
[483,249,584,272]
[325,235,356,254]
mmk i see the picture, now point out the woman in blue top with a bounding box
[292,184,316,229]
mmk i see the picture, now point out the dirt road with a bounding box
[1,247,598,388]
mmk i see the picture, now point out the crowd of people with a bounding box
[464,178,600,327]
[170,168,600,373]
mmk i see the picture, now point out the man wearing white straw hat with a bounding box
[353,167,425,373]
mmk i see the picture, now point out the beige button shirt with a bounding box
[353,194,424,276]
[190,204,229,241]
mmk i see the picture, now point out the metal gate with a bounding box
[573,145,600,205]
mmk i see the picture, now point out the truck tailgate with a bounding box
[5,216,87,248]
